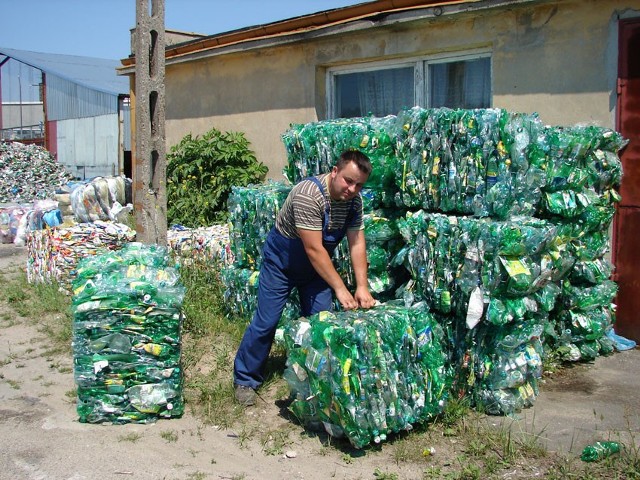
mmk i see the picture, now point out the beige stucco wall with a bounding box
[164,0,640,181]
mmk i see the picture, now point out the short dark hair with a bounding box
[335,150,372,176]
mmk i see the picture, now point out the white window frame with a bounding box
[327,49,492,118]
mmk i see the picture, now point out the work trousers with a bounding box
[233,228,334,389]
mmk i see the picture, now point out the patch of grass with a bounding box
[1,274,71,355]
[6,379,21,389]
[118,432,143,443]
[260,427,292,456]
[185,472,207,480]
[160,430,179,443]
[373,468,398,479]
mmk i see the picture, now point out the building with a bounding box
[0,47,131,179]
[118,0,640,340]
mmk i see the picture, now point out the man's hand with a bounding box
[354,285,375,309]
[335,286,358,310]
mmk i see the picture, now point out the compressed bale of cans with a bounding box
[71,243,185,424]
[281,115,398,199]
[26,220,136,289]
[167,224,232,265]
[282,302,449,449]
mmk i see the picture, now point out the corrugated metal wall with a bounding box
[46,73,119,121]
[56,114,119,179]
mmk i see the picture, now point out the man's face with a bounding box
[329,161,369,201]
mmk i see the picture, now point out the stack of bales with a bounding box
[283,116,403,300]
[532,125,625,362]
[276,106,625,418]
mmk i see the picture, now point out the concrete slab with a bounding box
[489,347,640,455]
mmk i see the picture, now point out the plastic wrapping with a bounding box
[70,176,133,223]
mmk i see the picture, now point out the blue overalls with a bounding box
[234,177,355,389]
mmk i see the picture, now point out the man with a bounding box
[233,150,376,406]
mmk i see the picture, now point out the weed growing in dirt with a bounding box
[118,432,142,443]
[373,468,399,479]
[160,429,179,443]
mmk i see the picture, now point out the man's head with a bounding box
[329,150,372,201]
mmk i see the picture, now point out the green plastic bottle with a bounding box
[580,441,621,462]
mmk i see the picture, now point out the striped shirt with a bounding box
[276,173,364,239]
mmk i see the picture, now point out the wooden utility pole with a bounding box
[134,0,167,245]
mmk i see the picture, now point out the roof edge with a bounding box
[119,0,476,69]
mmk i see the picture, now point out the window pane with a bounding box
[335,67,414,118]
[429,57,490,108]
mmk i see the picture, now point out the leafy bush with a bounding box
[167,128,268,227]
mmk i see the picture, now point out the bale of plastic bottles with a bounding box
[282,115,397,195]
[393,107,544,218]
[227,181,292,269]
[282,302,450,448]
[70,175,133,223]
[71,242,185,424]
[333,210,407,302]
[222,181,296,323]
[220,266,302,324]
[394,211,572,316]
[269,108,626,419]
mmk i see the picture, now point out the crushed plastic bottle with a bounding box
[581,441,621,462]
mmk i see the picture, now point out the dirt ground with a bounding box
[1,243,639,480]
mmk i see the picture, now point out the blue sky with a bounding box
[0,1,369,60]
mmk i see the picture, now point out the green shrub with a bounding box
[167,128,268,227]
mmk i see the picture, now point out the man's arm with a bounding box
[346,229,375,309]
[298,228,358,310]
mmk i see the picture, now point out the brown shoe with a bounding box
[234,384,256,406]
